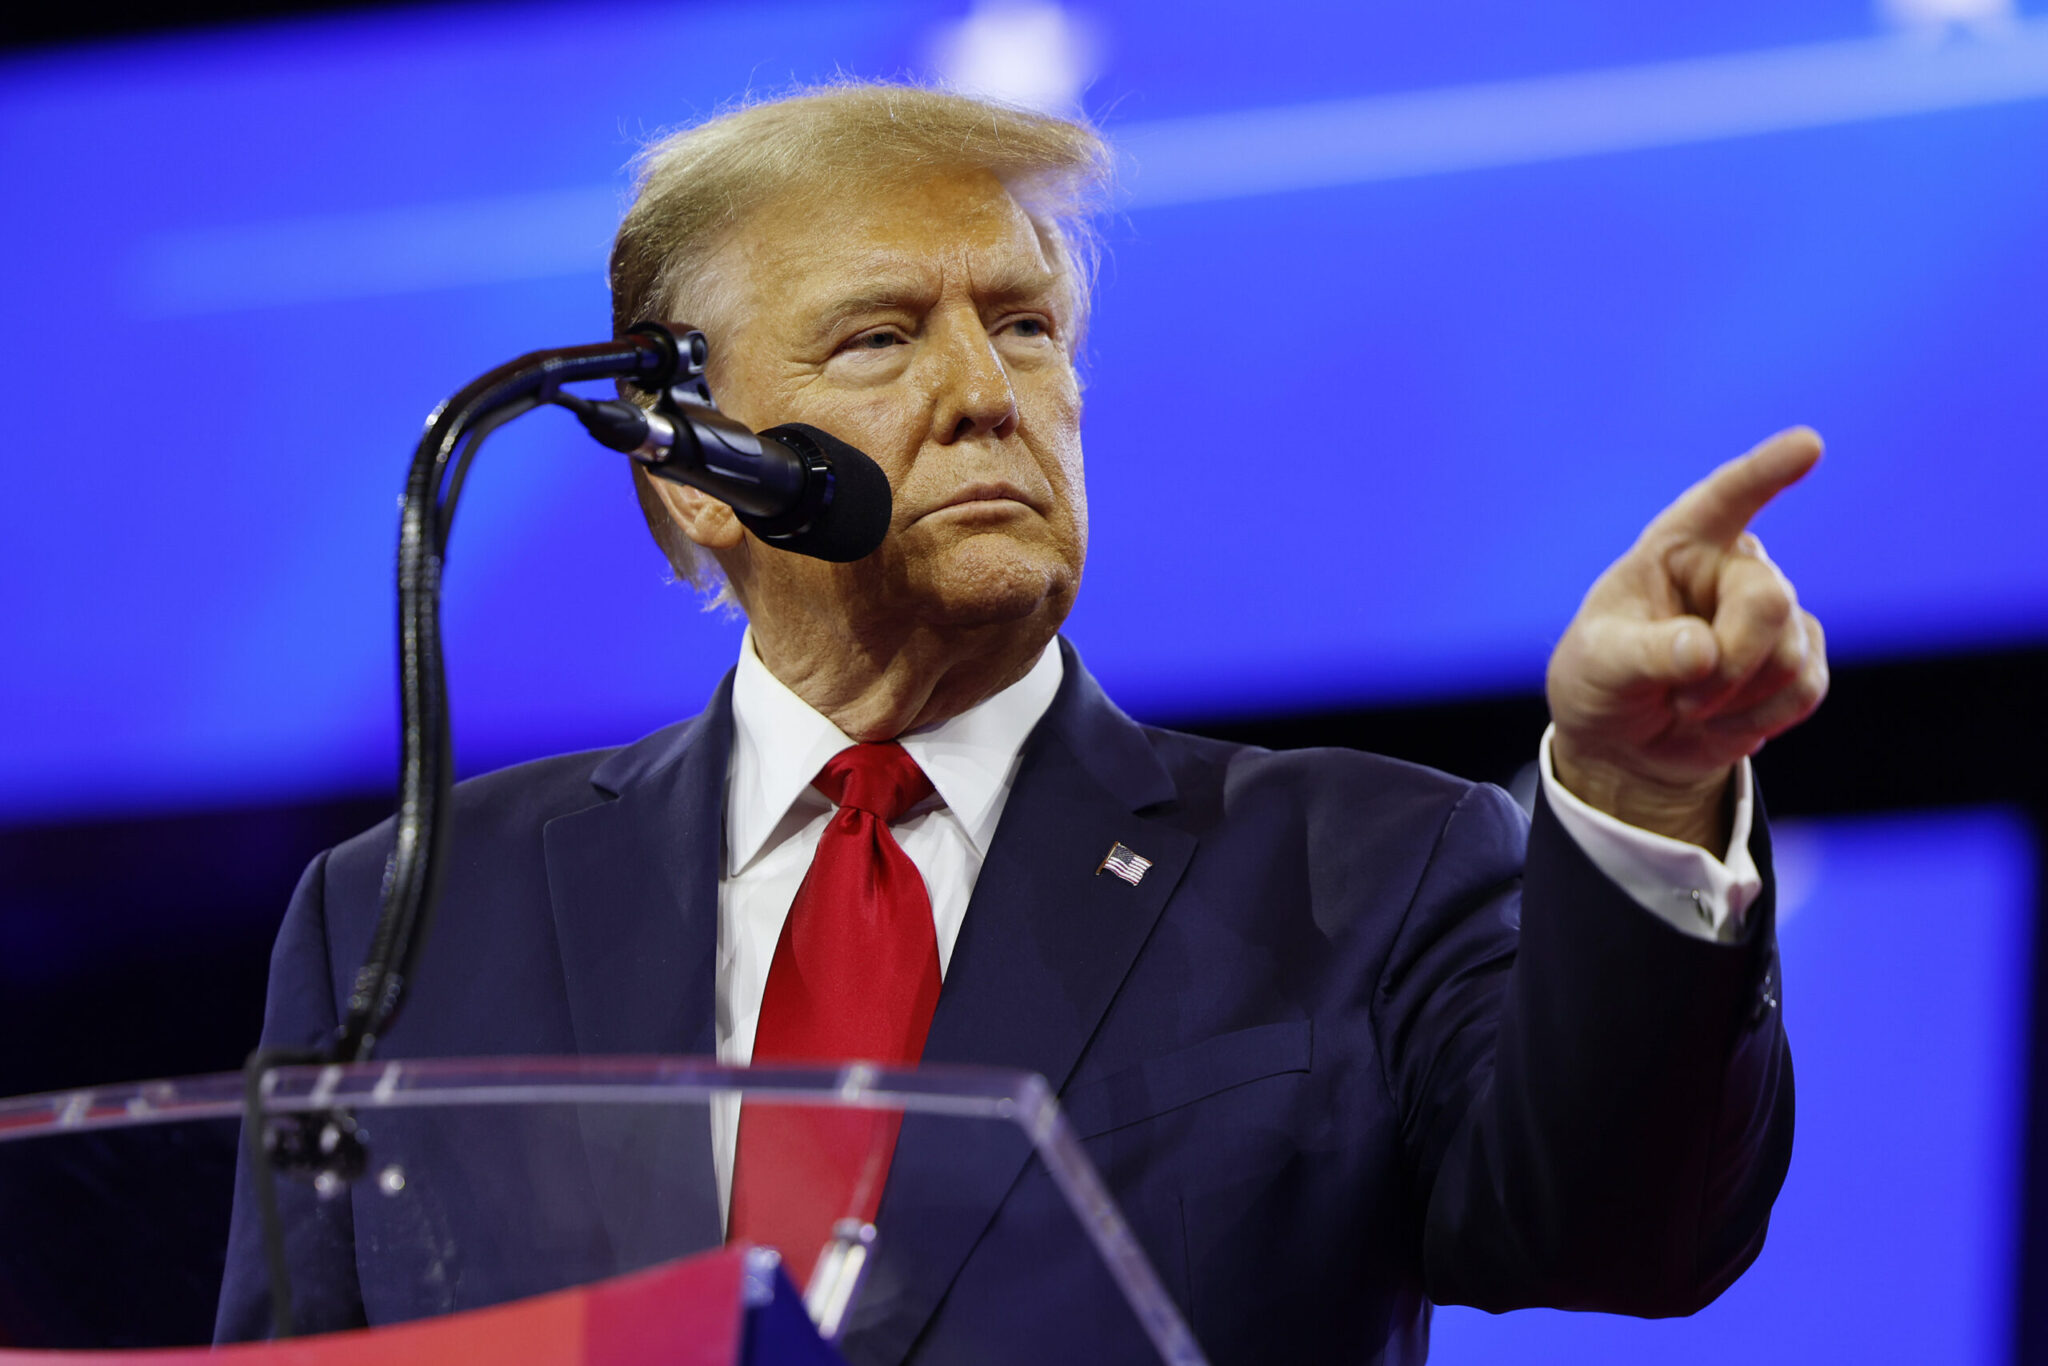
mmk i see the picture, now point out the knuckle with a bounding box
[1746,582,1794,630]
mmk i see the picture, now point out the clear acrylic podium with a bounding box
[0,1058,1208,1364]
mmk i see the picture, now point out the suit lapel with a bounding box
[543,681,731,1058]
[542,677,735,1268]
[850,645,1198,1363]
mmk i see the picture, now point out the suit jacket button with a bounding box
[1750,956,1779,1027]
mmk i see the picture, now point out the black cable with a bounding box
[239,1044,324,1339]
[338,331,681,1062]
[436,396,541,553]
[237,329,683,1341]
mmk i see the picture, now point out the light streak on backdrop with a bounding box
[1,0,2044,820]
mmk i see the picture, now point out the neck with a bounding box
[749,617,1056,741]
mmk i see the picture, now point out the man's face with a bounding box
[671,169,1088,644]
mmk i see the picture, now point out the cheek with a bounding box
[1032,383,1086,495]
[1006,365,1086,544]
[783,387,929,484]
[1036,413,1088,554]
[1056,437,1089,551]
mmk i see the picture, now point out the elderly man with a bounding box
[220,84,1819,1364]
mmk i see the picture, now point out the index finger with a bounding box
[1647,426,1823,547]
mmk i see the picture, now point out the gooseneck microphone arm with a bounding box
[242,321,892,1339]
[339,326,888,1059]
[236,325,666,1341]
[339,324,690,1063]
[242,324,687,1339]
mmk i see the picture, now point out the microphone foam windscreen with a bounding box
[758,423,893,562]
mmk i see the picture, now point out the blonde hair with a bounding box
[608,82,1114,588]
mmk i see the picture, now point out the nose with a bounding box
[930,314,1019,445]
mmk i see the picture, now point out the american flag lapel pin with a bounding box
[1097,841,1153,886]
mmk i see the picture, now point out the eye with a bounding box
[1003,316,1050,338]
[846,329,906,352]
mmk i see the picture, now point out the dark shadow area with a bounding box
[0,795,391,1099]
[2023,806,2048,1366]
[0,1122,240,1348]
[4,1,455,50]
[1172,643,2046,816]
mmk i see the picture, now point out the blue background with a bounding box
[2,0,2045,819]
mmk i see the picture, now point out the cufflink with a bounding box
[1097,842,1152,886]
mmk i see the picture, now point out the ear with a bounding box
[650,476,745,552]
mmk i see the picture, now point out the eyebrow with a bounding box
[800,278,936,341]
[977,264,1065,310]
[798,261,1064,343]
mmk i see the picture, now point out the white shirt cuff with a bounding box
[1537,724,1763,943]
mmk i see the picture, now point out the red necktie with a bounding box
[730,742,941,1286]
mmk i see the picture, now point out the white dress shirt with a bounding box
[1539,723,1762,941]
[713,631,1064,1216]
[710,632,1760,1218]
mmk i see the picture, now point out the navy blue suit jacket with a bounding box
[218,642,1792,1363]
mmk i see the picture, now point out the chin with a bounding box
[911,538,1079,629]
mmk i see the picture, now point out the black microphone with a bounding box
[564,393,891,564]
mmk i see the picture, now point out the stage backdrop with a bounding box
[1,0,2044,820]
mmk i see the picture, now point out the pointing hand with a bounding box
[1546,428,1830,849]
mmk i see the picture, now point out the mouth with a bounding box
[921,481,1039,518]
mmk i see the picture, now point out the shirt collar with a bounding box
[725,629,1064,875]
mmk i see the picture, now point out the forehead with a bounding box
[725,169,1060,321]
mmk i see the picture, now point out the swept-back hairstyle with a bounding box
[608,82,1114,588]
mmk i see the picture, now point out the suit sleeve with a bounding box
[213,851,371,1342]
[1374,782,1793,1316]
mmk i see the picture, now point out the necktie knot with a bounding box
[813,742,933,824]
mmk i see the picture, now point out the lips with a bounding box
[922,481,1039,517]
